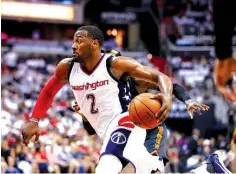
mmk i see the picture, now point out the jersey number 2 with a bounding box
[86,93,99,114]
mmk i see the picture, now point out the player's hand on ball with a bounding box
[151,93,172,123]
[22,121,40,146]
[185,99,209,119]
[72,101,88,121]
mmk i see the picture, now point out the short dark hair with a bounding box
[77,25,104,46]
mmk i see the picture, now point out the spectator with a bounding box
[5,157,19,174]
[202,11,214,35]
[173,8,195,36]
[57,140,76,173]
[1,139,11,165]
[46,144,61,173]
[1,157,8,174]
[161,17,180,43]
[216,135,228,150]
[34,143,49,173]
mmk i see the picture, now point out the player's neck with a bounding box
[83,49,102,71]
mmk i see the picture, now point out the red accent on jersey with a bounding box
[31,76,64,119]
[118,116,135,128]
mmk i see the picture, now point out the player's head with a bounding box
[72,25,104,61]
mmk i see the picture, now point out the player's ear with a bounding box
[92,40,99,49]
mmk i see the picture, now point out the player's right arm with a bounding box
[110,56,173,123]
[22,58,73,146]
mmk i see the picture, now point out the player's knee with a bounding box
[95,155,122,174]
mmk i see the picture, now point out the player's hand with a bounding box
[214,57,236,101]
[185,99,209,119]
[22,121,40,146]
[72,101,88,121]
[215,84,236,102]
[151,93,172,123]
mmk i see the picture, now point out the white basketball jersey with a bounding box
[69,53,132,138]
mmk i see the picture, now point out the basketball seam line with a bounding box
[134,98,156,116]
[132,100,149,128]
[146,111,155,119]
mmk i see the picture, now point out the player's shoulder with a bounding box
[57,57,73,68]
[55,58,74,78]
[58,57,74,65]
[105,49,138,70]
[105,49,122,57]
[109,55,138,69]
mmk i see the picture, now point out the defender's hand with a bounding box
[72,101,87,121]
[22,121,40,146]
[185,99,209,119]
[151,93,172,123]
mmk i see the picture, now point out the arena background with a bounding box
[1,0,236,173]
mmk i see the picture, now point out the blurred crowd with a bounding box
[1,134,99,173]
[160,0,235,46]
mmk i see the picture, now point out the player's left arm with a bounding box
[172,84,209,119]
[130,78,156,94]
[111,56,173,122]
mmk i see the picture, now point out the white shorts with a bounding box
[100,112,164,173]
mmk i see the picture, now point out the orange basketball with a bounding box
[129,93,162,129]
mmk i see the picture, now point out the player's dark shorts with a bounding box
[213,0,236,60]
[144,122,169,165]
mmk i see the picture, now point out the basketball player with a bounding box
[72,49,209,159]
[22,25,173,173]
[73,49,231,173]
[213,0,236,101]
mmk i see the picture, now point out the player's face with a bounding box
[72,30,93,62]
